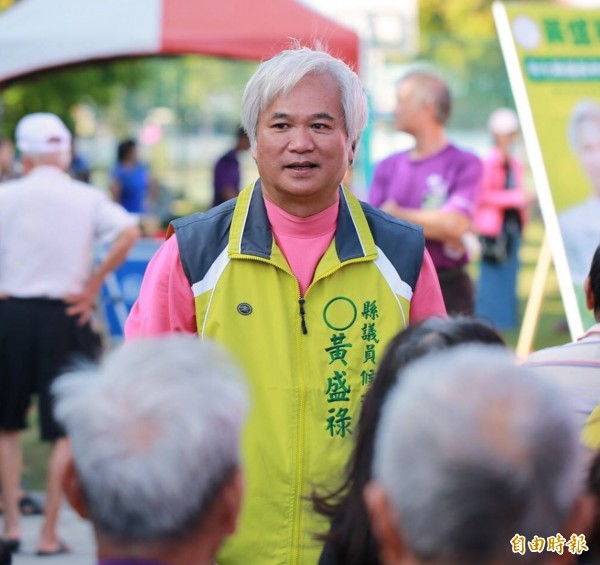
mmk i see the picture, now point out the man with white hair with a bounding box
[126,46,445,563]
[0,113,139,555]
[365,346,591,565]
[53,335,248,565]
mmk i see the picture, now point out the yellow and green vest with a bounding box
[170,181,424,564]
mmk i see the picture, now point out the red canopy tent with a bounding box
[0,0,359,86]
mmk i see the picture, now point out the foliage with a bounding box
[0,55,258,139]
[417,0,504,127]
[420,0,497,39]
[117,56,258,134]
[417,0,549,128]
[0,60,151,138]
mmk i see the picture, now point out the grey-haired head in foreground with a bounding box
[369,344,583,565]
[53,335,248,545]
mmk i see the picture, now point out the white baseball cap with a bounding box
[487,108,519,136]
[15,112,72,154]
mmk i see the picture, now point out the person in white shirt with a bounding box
[526,243,600,431]
[0,113,140,556]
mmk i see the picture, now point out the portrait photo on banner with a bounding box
[497,2,600,331]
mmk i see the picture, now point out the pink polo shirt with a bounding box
[125,198,445,338]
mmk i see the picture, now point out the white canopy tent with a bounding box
[0,0,360,86]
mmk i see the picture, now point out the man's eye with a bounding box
[272,123,289,130]
[312,123,329,130]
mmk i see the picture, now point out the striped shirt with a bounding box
[525,323,600,430]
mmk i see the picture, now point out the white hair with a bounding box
[568,99,600,152]
[241,44,368,152]
[373,345,583,565]
[53,335,248,544]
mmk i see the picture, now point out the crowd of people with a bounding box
[0,44,599,565]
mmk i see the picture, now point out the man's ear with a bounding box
[62,457,90,520]
[348,142,356,168]
[584,277,596,313]
[364,482,405,565]
[217,467,245,535]
[551,493,596,564]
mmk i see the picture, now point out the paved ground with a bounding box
[1,493,95,564]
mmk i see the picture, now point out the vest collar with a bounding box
[228,180,377,262]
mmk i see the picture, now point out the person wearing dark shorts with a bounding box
[0,298,101,440]
[0,113,139,555]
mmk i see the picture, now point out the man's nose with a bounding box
[288,127,315,152]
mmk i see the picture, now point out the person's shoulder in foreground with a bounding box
[526,243,600,430]
[447,141,481,162]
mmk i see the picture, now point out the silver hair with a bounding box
[53,335,248,544]
[373,345,582,565]
[398,69,452,125]
[568,99,600,152]
[241,44,368,151]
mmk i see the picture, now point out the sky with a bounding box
[302,0,407,9]
[300,0,418,49]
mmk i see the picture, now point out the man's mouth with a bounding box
[286,162,318,170]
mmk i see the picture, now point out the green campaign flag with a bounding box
[494,1,600,336]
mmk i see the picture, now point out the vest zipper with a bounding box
[298,298,308,335]
[291,313,307,565]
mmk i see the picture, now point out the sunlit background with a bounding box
[0,0,535,214]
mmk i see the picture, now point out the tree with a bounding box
[417,0,505,127]
[418,0,547,128]
[0,54,258,139]
[0,60,151,137]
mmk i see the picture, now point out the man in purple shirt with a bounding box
[211,126,250,208]
[369,70,482,315]
[53,336,248,565]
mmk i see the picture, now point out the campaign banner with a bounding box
[493,2,600,336]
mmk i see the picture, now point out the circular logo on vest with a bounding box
[322,296,357,331]
[237,303,253,316]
